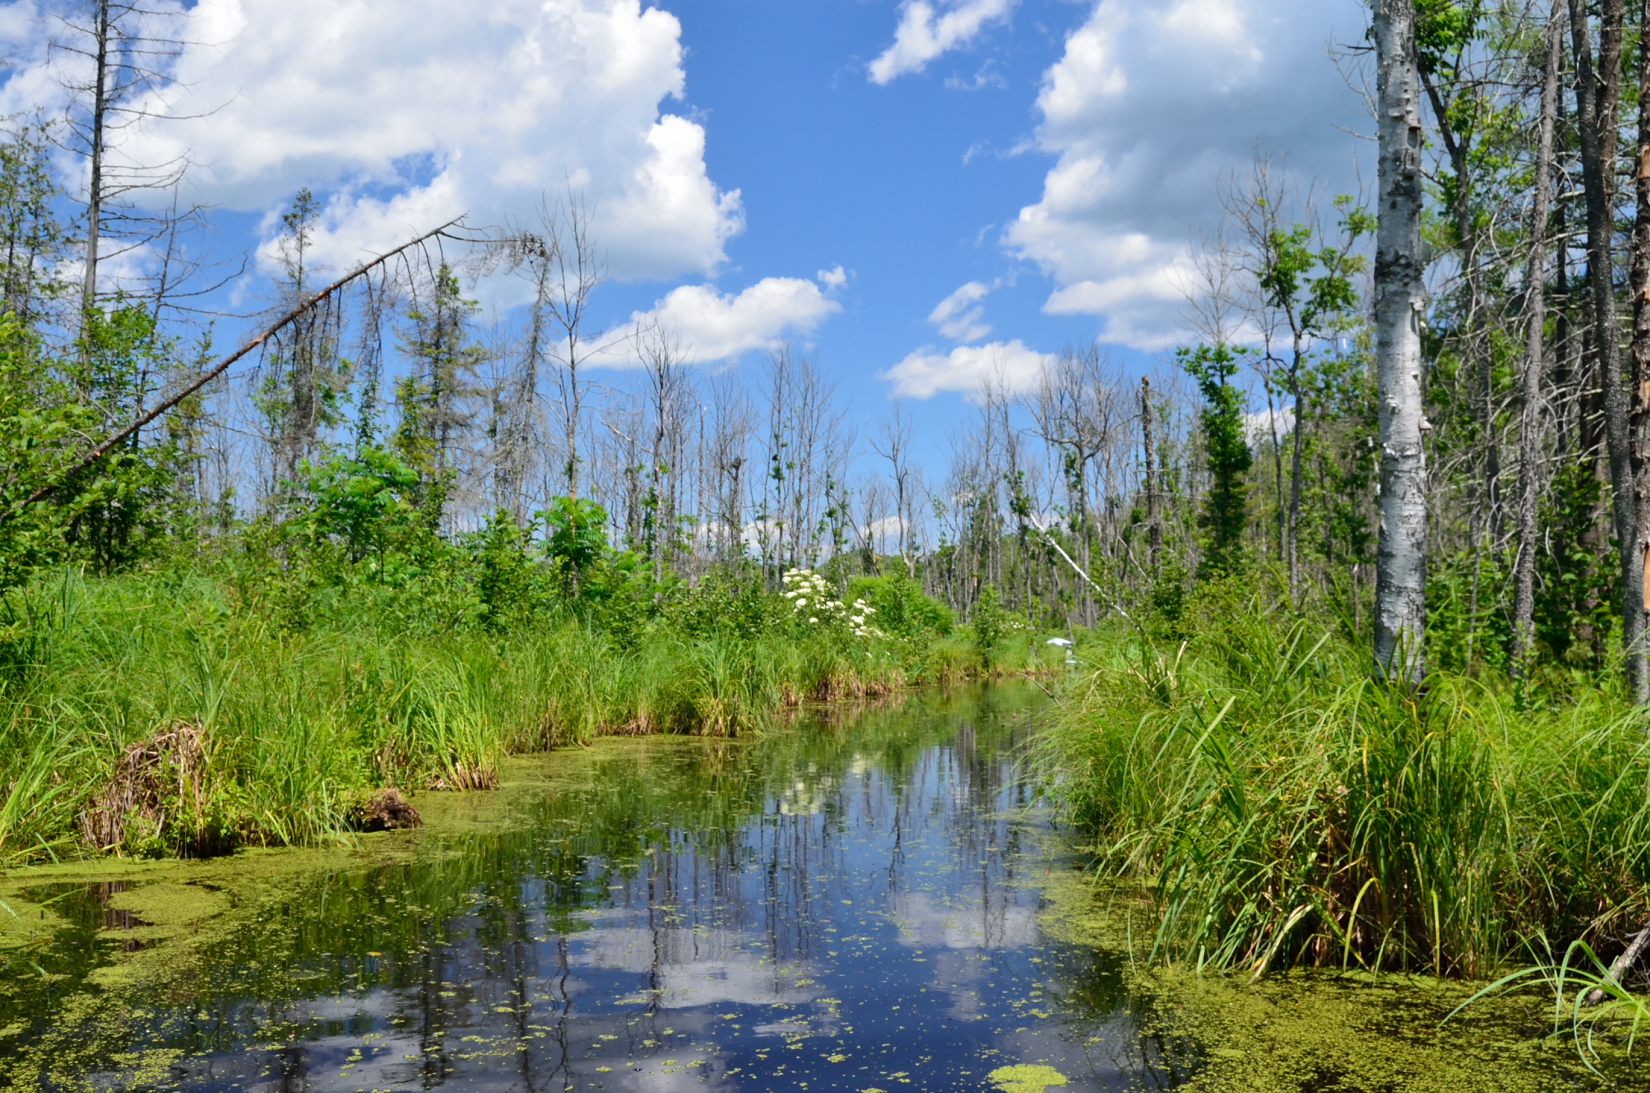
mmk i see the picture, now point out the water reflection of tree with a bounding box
[2,686,1085,1089]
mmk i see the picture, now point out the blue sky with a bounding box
[0,0,1374,477]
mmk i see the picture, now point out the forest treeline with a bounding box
[5,2,1650,701]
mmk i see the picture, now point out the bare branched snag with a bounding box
[1511,5,1564,676]
[1571,0,1645,698]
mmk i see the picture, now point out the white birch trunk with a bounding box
[1372,0,1428,684]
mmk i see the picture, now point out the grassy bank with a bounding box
[0,567,1056,865]
[1036,593,1650,982]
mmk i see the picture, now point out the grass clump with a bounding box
[0,562,1019,866]
[1038,591,1650,980]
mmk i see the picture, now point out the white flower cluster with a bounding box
[782,568,883,639]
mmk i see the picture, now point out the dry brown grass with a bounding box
[77,721,225,855]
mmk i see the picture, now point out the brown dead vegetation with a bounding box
[77,721,231,856]
[346,788,422,831]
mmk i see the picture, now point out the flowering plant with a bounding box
[782,568,883,639]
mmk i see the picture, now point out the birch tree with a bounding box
[1373,0,1429,684]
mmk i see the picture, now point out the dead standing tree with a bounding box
[543,193,603,503]
[1511,4,1564,675]
[49,0,208,319]
[870,402,917,578]
[1570,0,1645,698]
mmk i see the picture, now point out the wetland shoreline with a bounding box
[2,685,1628,1091]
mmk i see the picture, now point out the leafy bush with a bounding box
[848,573,953,639]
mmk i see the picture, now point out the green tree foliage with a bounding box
[0,119,70,322]
[392,263,485,527]
[848,572,954,640]
[297,446,424,570]
[1181,344,1253,580]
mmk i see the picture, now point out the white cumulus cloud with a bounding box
[0,0,744,285]
[880,339,1054,400]
[592,274,842,368]
[869,0,1016,85]
[1005,0,1368,351]
[928,281,992,343]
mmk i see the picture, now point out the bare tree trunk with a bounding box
[1632,0,1650,700]
[1422,53,1496,546]
[873,404,916,578]
[1263,360,1286,565]
[536,192,603,503]
[79,0,110,321]
[1373,0,1429,685]
[1571,0,1645,699]
[1287,332,1305,603]
[1141,375,1162,571]
[1513,4,1564,675]
[497,244,552,523]
[639,321,689,586]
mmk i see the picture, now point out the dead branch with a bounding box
[13,216,468,513]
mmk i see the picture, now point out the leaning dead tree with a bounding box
[11,216,472,513]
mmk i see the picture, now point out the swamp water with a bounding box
[0,685,1620,1091]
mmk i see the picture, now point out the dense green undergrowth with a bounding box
[1038,590,1650,983]
[0,564,1055,865]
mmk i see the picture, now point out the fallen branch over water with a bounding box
[1585,921,1650,1006]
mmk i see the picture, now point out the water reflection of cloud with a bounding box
[928,949,990,1022]
[889,890,1038,950]
[777,773,838,815]
[301,989,406,1023]
[570,924,819,1009]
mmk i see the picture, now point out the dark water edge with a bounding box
[0,684,1624,1091]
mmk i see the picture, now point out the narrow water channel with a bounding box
[0,686,1610,1091]
[2,685,1175,1090]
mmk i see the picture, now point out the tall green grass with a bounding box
[1037,595,1650,979]
[0,569,1020,864]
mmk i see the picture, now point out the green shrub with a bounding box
[848,573,953,639]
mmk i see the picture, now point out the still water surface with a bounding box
[2,685,1180,1091]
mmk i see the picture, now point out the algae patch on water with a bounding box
[1036,866,1609,1092]
[102,881,228,931]
[0,892,68,952]
[988,1062,1070,1091]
